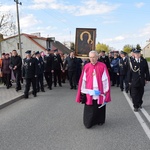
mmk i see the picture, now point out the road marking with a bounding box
[141,108,150,123]
[123,91,150,140]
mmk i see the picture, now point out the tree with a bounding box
[70,42,75,51]
[0,12,17,36]
[136,44,141,50]
[96,42,109,53]
[123,44,133,54]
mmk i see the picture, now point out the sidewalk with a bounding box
[0,83,24,109]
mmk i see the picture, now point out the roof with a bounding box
[52,41,72,54]
[2,33,72,54]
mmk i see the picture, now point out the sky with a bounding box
[1,0,150,50]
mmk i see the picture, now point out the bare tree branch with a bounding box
[0,11,17,36]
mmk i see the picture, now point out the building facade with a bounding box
[142,42,150,58]
[0,33,71,57]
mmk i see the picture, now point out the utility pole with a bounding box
[14,0,22,57]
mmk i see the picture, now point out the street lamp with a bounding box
[14,0,22,57]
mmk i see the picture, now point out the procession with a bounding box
[0,47,150,124]
[1,0,150,149]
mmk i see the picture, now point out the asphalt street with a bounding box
[0,83,150,150]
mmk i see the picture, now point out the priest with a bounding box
[76,50,111,128]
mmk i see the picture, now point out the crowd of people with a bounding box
[0,48,149,113]
[0,49,83,99]
[0,48,150,129]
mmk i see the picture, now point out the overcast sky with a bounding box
[1,0,150,50]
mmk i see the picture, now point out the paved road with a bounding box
[0,83,150,150]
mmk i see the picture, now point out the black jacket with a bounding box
[43,54,53,72]
[36,57,44,75]
[10,55,22,72]
[128,57,150,87]
[119,57,129,76]
[22,57,38,78]
[63,56,77,72]
[52,54,63,70]
[98,56,111,69]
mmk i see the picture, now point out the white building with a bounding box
[142,42,150,58]
[0,33,71,57]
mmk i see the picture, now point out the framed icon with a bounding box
[75,28,96,57]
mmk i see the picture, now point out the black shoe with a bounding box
[32,92,37,97]
[125,90,128,93]
[111,84,114,86]
[121,89,123,91]
[74,86,77,90]
[59,84,62,87]
[70,87,73,89]
[97,122,104,126]
[24,95,28,99]
[49,87,52,90]
[139,105,142,109]
[41,89,45,92]
[37,89,40,92]
[16,87,21,92]
[134,108,138,112]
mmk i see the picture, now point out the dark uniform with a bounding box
[35,51,45,92]
[76,58,83,84]
[98,55,111,70]
[128,49,150,111]
[43,51,53,90]
[98,55,111,78]
[63,55,77,89]
[52,49,63,87]
[118,51,129,92]
[22,51,38,98]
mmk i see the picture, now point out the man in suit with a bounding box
[118,51,129,93]
[52,49,63,87]
[10,50,22,91]
[128,49,150,112]
[63,52,77,89]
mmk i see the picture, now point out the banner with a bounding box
[75,28,96,57]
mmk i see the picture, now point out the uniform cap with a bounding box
[54,49,58,52]
[25,50,31,54]
[120,51,126,55]
[133,49,141,53]
[35,51,40,55]
[46,48,51,51]
[131,48,135,52]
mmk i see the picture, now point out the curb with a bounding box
[0,94,24,110]
[0,83,48,110]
